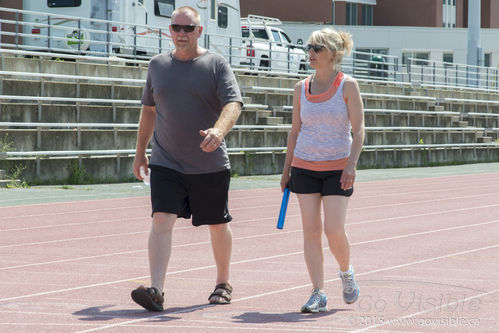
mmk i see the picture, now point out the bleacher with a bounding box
[1,49,498,183]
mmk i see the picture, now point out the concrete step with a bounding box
[258,116,284,125]
[429,105,445,111]
[477,136,492,143]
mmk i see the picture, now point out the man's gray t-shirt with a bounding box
[141,51,242,174]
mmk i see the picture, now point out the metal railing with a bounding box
[405,57,499,91]
[2,6,499,89]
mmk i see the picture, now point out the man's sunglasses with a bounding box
[171,24,198,33]
[306,44,326,53]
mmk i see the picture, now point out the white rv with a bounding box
[21,0,242,64]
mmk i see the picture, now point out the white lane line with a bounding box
[2,199,498,250]
[349,203,499,226]
[2,219,498,301]
[2,214,498,270]
[2,181,497,221]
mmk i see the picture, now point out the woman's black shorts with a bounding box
[288,167,353,197]
[149,165,232,226]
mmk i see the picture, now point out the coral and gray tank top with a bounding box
[293,72,352,170]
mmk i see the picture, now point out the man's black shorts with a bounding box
[149,165,232,226]
[288,167,353,197]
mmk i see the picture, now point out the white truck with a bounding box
[241,15,307,73]
[21,0,242,64]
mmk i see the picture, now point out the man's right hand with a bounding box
[133,155,149,180]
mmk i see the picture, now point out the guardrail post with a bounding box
[133,25,137,59]
[77,128,81,148]
[407,58,412,83]
[77,19,81,53]
[420,61,423,84]
[432,61,436,85]
[36,157,41,178]
[444,65,448,85]
[486,67,489,90]
[47,15,51,51]
[287,44,290,73]
[249,40,254,68]
[116,154,121,175]
[229,37,233,66]
[394,57,399,81]
[15,12,19,49]
[159,28,162,53]
[466,64,469,86]
[37,127,41,149]
[269,43,272,71]
[106,22,110,55]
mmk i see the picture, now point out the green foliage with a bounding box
[67,160,88,185]
[0,134,13,152]
[6,164,29,188]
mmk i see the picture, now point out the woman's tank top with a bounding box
[293,72,352,163]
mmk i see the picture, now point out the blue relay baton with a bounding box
[277,187,290,229]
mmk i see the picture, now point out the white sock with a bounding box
[340,265,353,276]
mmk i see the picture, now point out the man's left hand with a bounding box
[199,128,224,152]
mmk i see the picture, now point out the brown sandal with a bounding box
[208,283,233,304]
[131,285,164,311]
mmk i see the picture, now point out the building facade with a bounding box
[241,0,499,68]
[0,0,23,46]
[240,0,499,28]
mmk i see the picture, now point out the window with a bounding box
[242,28,268,39]
[47,0,81,7]
[218,6,228,28]
[402,51,429,65]
[279,31,292,45]
[484,53,491,67]
[154,0,175,18]
[442,0,456,28]
[443,53,453,63]
[355,48,388,64]
[361,5,373,25]
[271,29,282,44]
[346,4,358,25]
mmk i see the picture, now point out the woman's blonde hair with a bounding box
[308,28,353,67]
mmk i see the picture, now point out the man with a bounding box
[131,6,242,311]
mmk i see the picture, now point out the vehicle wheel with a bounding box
[259,59,269,71]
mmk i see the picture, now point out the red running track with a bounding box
[0,172,498,332]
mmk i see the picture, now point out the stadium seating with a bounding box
[1,48,498,181]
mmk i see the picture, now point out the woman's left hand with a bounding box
[340,164,356,190]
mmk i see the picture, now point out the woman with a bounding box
[280,28,365,313]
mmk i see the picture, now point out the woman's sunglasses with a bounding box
[306,44,326,53]
[170,24,197,33]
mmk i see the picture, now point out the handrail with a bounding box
[0,122,486,132]
[0,95,141,104]
[0,70,145,85]
[4,143,497,160]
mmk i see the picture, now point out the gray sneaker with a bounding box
[340,266,359,304]
[301,288,327,313]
